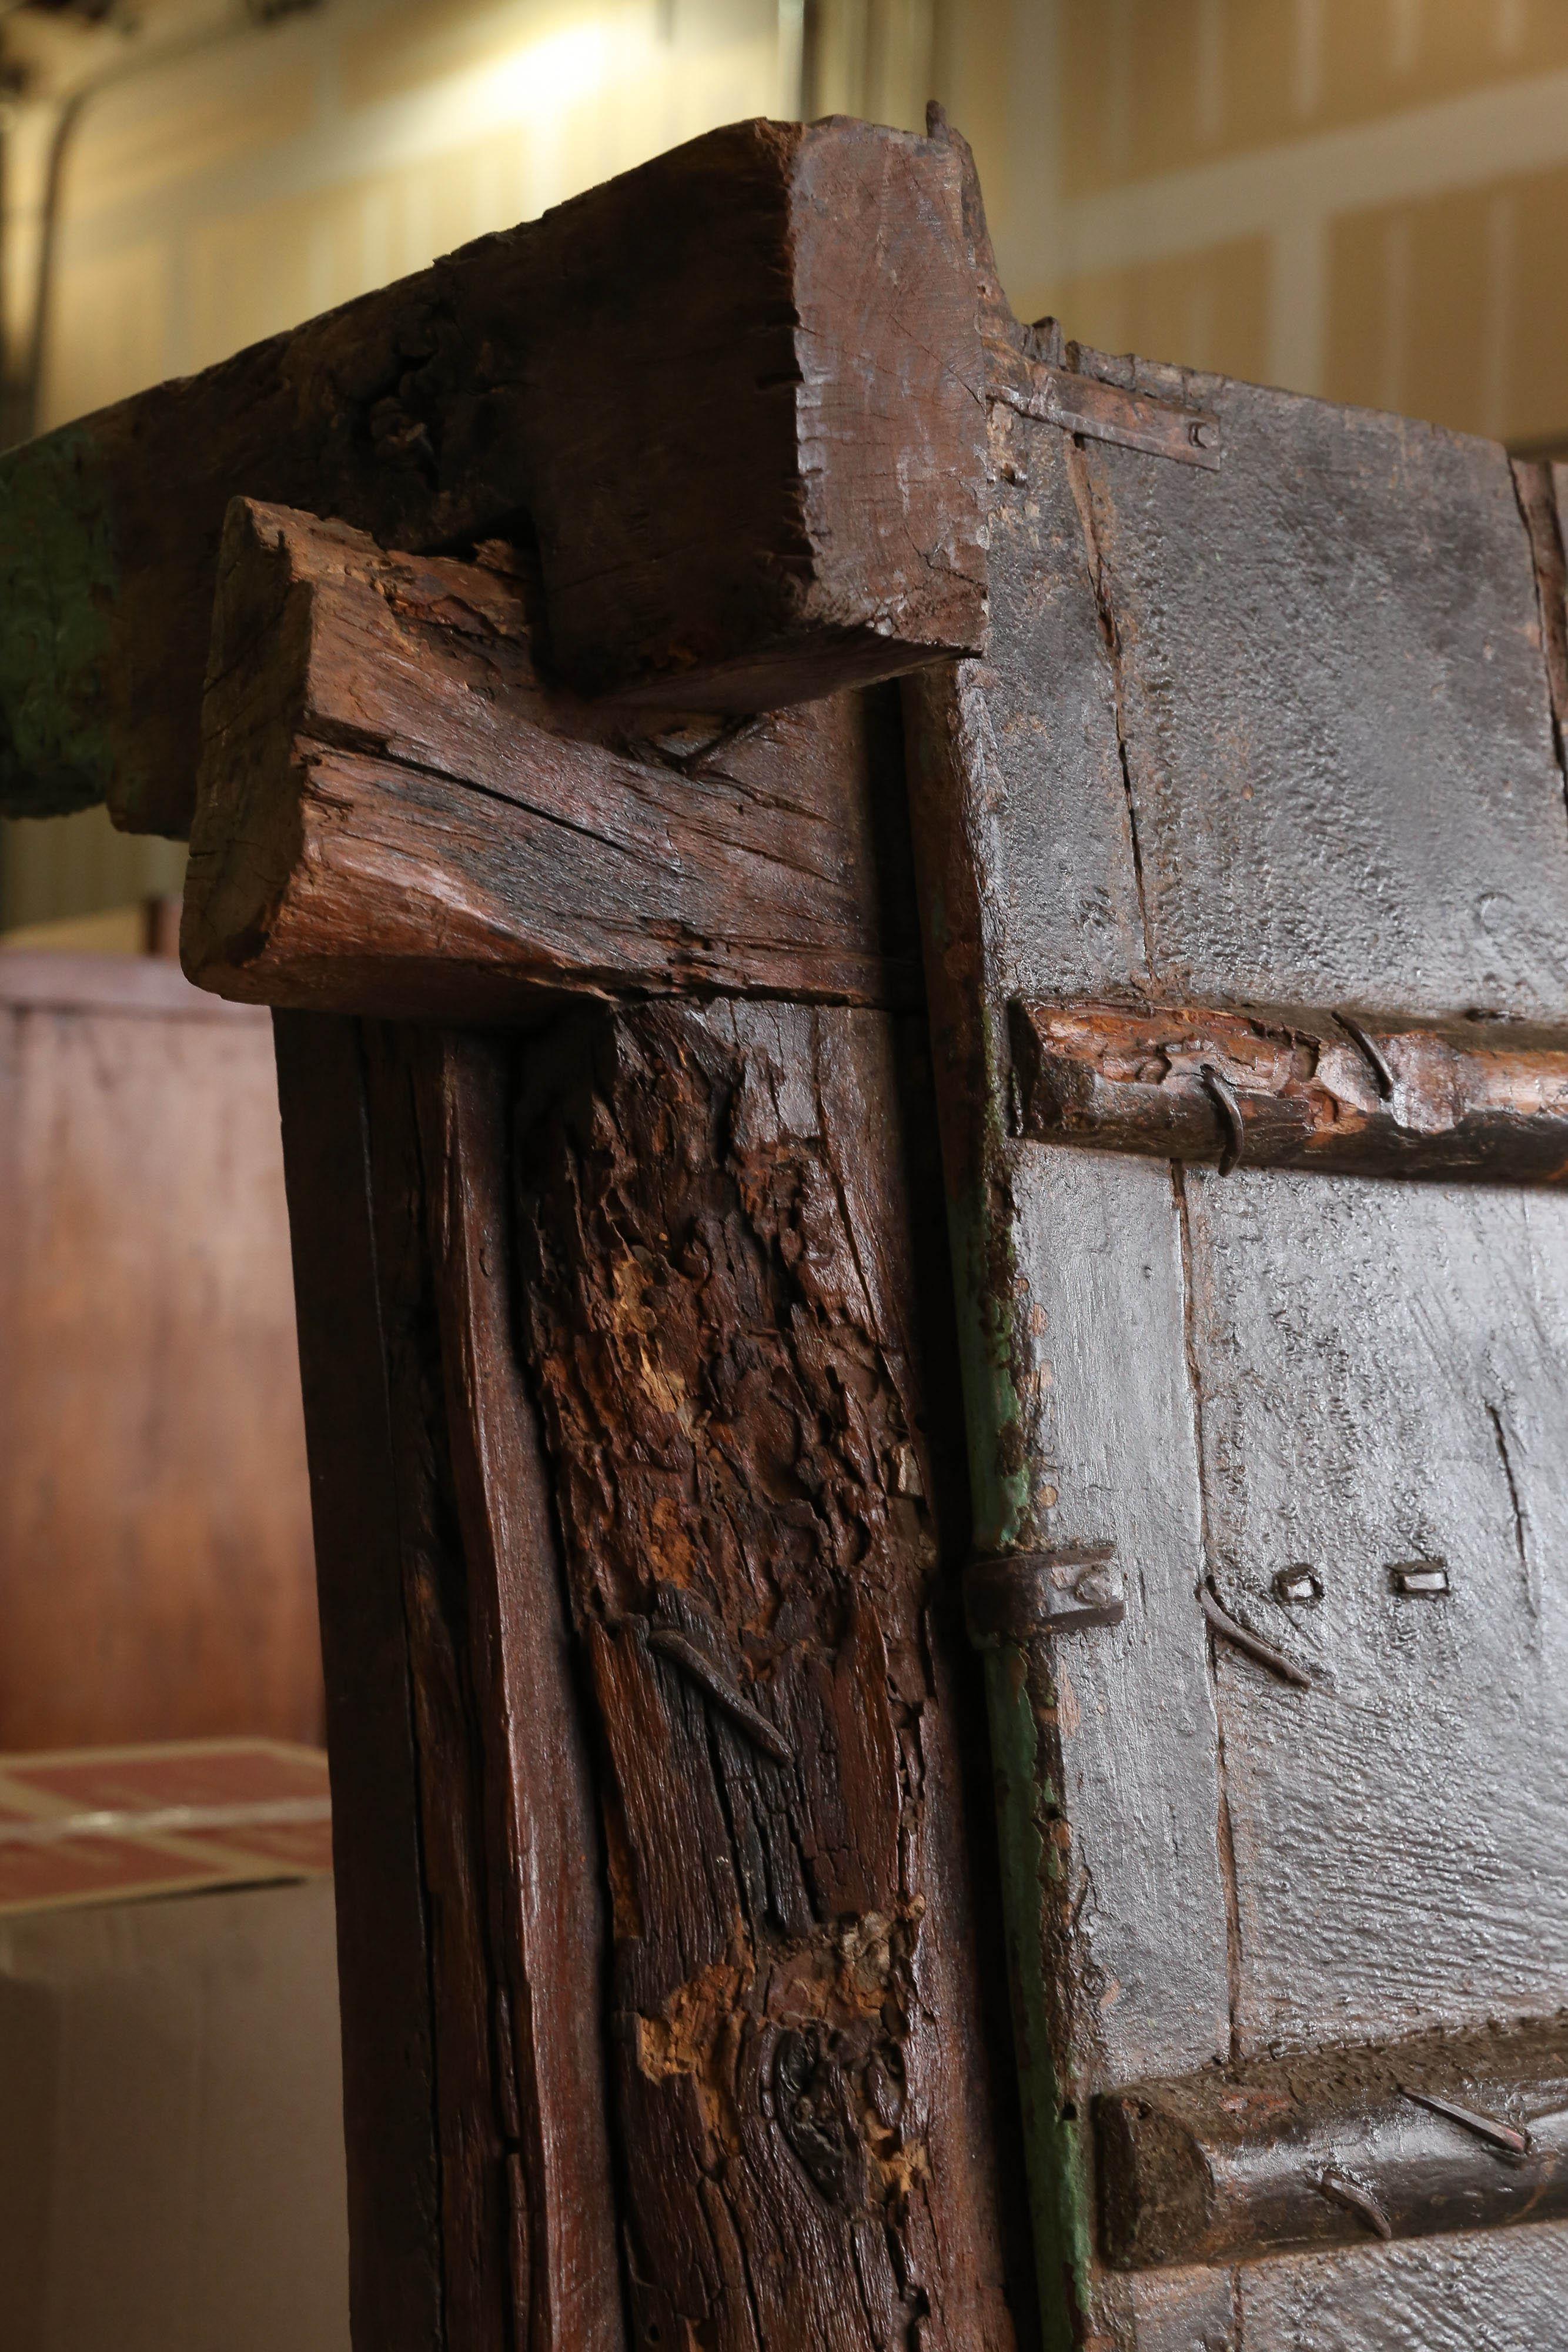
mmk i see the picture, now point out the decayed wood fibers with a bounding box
[515,1000,1018,2352]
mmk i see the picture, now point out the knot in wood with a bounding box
[773,2025,872,2214]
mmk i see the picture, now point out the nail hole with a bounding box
[1391,1561,1449,1597]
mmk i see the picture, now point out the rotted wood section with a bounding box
[1011,998,1568,1182]
[512,1000,1018,2351]
[278,997,1025,2346]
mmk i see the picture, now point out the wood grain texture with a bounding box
[1011,997,1568,1183]
[1237,2219,1568,2351]
[908,318,1568,2344]
[0,116,985,837]
[513,998,1019,2352]
[0,954,320,1752]
[1064,360,1568,2099]
[273,1013,621,2352]
[1066,352,1568,1023]
[272,1011,443,2352]
[183,502,920,1020]
[905,629,1228,2351]
[1182,1170,1568,2052]
[1099,2014,1568,2268]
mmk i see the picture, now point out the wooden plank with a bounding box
[904,281,1568,2340]
[512,997,1021,2352]
[905,649,1231,2351]
[272,1012,443,2352]
[1065,352,1568,1020]
[1238,2221,1568,2350]
[0,977,319,1751]
[182,502,920,1020]
[273,1013,622,2352]
[420,1030,623,2346]
[0,116,985,837]
[1065,364,1568,2088]
[1099,2014,1568,2267]
[1181,1173,1568,2047]
[1010,997,1568,1183]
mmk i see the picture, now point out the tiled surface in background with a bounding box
[0,1740,332,1917]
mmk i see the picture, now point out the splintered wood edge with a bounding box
[1,112,992,835]
[1011,997,1568,1184]
[183,499,924,1022]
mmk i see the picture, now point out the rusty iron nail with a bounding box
[1191,419,1222,450]
[1273,1565,1322,1606]
[1199,1064,1246,1174]
[1335,1012,1396,1100]
[1391,1561,1450,1597]
[1402,2088,1530,2156]
[646,1626,794,1765]
[1317,2168,1393,2240]
[1201,1585,1313,1689]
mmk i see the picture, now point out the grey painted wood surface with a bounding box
[914,353,1568,2345]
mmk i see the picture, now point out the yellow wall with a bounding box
[973,0,1568,450]
[2,0,801,926]
[8,0,1568,923]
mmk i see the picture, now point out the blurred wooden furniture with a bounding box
[0,950,322,1750]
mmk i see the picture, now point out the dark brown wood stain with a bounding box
[513,999,1018,2352]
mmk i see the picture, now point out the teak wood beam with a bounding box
[511,999,1019,2350]
[1011,998,1568,1182]
[0,115,986,837]
[1096,2014,1568,2269]
[271,998,1024,2350]
[216,489,1025,2338]
[273,1014,623,2350]
[182,501,921,1020]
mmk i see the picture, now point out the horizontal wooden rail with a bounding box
[1011,998,1568,1183]
[1097,2014,1568,2268]
[0,115,985,836]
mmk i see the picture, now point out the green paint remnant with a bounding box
[0,423,117,816]
[948,1177,1031,1549]
[935,979,1095,2341]
[986,1648,1094,2350]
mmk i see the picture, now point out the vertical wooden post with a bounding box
[274,1013,623,2352]
[512,999,1019,2352]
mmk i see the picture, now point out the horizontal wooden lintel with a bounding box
[181,502,921,1022]
[1010,998,1568,1184]
[1097,2014,1568,2270]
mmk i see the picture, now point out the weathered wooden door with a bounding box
[6,98,1568,2352]
[903,236,1568,2348]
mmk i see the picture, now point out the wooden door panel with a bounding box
[907,338,1568,2345]
[1008,1148,1228,2086]
[1189,1172,1568,2053]
[1238,2220,1568,2351]
[1069,369,1568,1019]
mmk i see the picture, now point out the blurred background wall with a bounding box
[4,0,1567,926]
